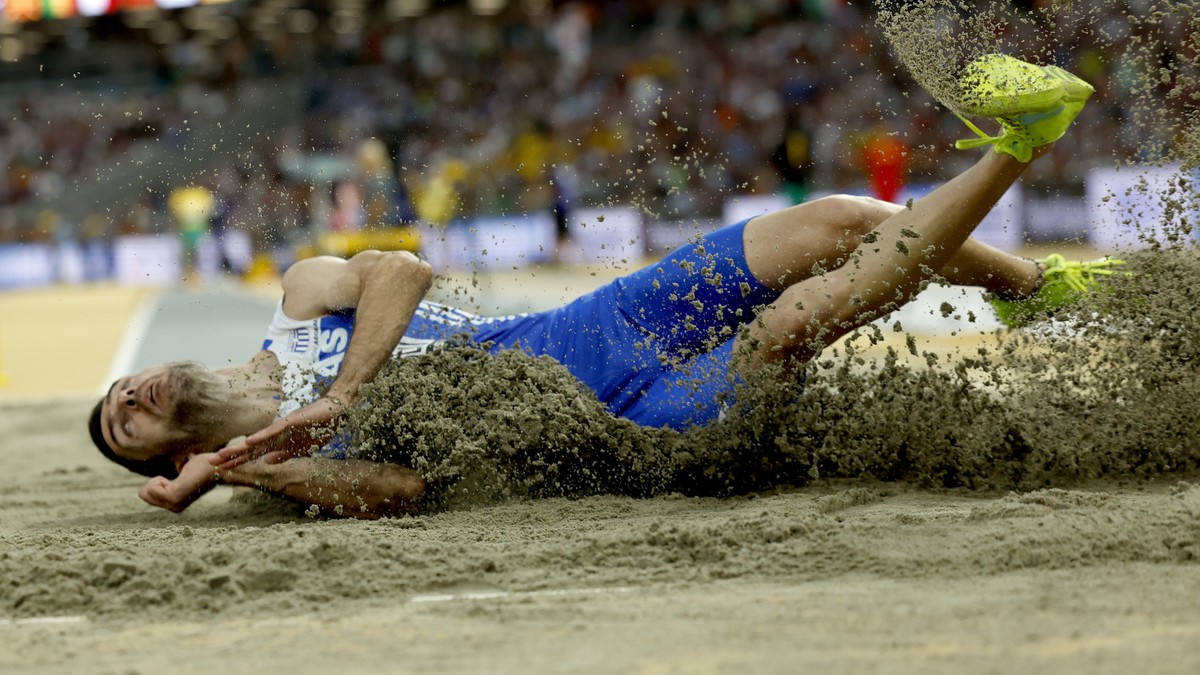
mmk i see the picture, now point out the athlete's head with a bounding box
[88,361,227,478]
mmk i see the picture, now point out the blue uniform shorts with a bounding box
[469,218,781,429]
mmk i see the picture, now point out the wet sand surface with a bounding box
[3,397,1199,673]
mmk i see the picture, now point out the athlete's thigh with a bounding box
[613,219,781,359]
[742,196,901,291]
[622,338,738,430]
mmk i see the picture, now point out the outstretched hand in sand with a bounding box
[138,452,222,513]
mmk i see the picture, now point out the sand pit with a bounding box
[3,397,1199,673]
[5,1,1200,671]
[5,249,1200,674]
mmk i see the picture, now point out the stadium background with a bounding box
[0,0,1180,288]
[0,0,1186,400]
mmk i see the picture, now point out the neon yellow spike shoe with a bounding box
[953,54,1094,163]
[990,254,1127,328]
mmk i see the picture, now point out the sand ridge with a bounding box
[2,400,1199,673]
[3,398,1199,627]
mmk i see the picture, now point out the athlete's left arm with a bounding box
[217,250,433,469]
[138,452,222,513]
[222,456,426,519]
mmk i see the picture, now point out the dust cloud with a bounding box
[333,0,1200,511]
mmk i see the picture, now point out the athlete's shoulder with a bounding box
[278,257,341,315]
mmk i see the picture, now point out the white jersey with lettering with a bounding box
[260,299,488,426]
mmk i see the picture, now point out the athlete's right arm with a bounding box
[279,249,434,315]
[301,251,434,414]
[216,250,433,470]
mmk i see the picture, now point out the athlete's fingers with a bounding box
[260,449,296,464]
[216,433,306,469]
[214,441,249,462]
[244,418,292,446]
[215,453,251,470]
[210,450,244,469]
[138,476,172,508]
[214,440,263,468]
[220,423,290,458]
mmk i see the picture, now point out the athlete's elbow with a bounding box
[409,256,434,292]
[374,468,426,518]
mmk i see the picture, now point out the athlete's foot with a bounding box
[953,54,1093,163]
[989,254,1128,328]
[1027,143,1055,163]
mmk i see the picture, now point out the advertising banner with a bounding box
[569,207,644,269]
[1087,164,1197,250]
[0,244,56,289]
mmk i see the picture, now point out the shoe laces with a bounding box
[1038,254,1126,293]
[953,112,1006,150]
[953,112,1033,162]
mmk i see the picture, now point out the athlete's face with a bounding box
[99,361,224,461]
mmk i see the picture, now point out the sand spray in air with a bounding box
[330,0,1200,510]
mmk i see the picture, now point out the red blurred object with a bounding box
[4,0,211,21]
[861,131,909,204]
[114,0,158,9]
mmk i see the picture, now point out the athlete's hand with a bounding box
[139,452,220,513]
[139,476,180,511]
[213,397,345,469]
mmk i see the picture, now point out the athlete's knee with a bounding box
[763,196,884,250]
[737,280,857,369]
[814,194,900,238]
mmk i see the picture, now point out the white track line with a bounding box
[410,586,633,604]
[99,291,162,394]
[0,590,630,626]
[0,615,88,627]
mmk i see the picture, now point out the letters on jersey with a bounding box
[261,301,455,426]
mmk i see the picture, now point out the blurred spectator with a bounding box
[79,214,114,282]
[167,185,214,286]
[209,172,247,276]
[860,122,911,204]
[771,109,816,204]
[0,0,1190,273]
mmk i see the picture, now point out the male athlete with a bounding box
[89,55,1120,518]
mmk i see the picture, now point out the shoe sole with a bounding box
[957,55,1065,117]
[999,67,1093,147]
[1042,65,1095,103]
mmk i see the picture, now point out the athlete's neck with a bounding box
[208,351,285,441]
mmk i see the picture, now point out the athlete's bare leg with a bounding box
[736,147,1044,370]
[743,195,1040,301]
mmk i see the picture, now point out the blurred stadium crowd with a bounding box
[0,0,1184,279]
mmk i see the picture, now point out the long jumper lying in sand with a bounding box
[88,54,1115,518]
